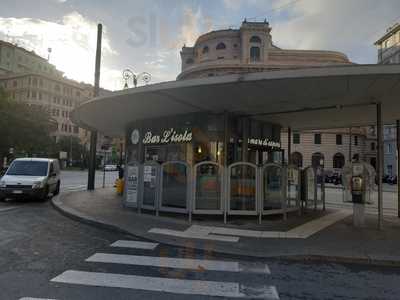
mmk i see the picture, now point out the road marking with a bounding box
[110,240,159,250]
[287,210,352,238]
[19,298,58,300]
[86,253,270,274]
[149,228,239,242]
[51,270,279,299]
[0,206,18,213]
[148,210,351,241]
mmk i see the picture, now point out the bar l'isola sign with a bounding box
[131,128,193,145]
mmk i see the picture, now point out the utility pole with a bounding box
[87,23,102,191]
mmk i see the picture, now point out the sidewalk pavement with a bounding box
[52,188,400,266]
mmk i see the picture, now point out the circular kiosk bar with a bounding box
[72,64,400,224]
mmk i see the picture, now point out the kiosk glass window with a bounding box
[230,164,256,211]
[263,165,283,209]
[143,164,159,207]
[161,163,188,209]
[195,164,221,210]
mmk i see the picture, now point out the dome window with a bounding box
[216,42,226,50]
[202,46,209,54]
[250,36,262,43]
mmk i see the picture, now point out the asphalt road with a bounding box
[60,170,118,192]
[0,196,400,299]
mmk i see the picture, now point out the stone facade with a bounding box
[374,24,400,176]
[0,72,89,140]
[0,40,62,77]
[178,20,350,80]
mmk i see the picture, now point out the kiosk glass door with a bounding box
[229,163,257,212]
[194,162,222,211]
[160,162,189,211]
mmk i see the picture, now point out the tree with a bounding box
[0,88,57,160]
[56,135,87,166]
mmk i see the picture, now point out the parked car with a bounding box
[0,158,60,201]
[104,164,117,171]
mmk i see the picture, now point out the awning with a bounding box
[72,64,400,136]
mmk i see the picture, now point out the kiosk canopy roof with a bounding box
[72,64,400,136]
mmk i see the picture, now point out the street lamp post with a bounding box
[122,69,151,89]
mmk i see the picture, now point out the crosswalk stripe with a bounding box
[86,253,270,274]
[51,270,279,299]
[19,298,58,300]
[110,240,158,250]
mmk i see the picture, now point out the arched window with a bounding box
[291,152,303,168]
[216,42,226,50]
[333,153,345,169]
[185,58,194,64]
[311,152,324,168]
[250,36,262,43]
[250,46,260,62]
[202,46,209,54]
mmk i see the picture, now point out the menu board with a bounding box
[126,165,139,205]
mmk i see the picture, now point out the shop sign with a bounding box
[142,128,192,145]
[248,138,281,148]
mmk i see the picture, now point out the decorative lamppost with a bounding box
[122,69,151,89]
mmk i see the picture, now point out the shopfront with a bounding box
[123,111,303,221]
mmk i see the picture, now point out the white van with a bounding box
[0,158,61,201]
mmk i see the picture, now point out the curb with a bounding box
[52,192,400,267]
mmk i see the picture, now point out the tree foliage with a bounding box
[0,88,57,158]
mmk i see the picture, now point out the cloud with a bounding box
[269,0,400,63]
[0,12,119,89]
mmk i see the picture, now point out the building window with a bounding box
[216,42,226,50]
[293,133,300,144]
[32,78,37,86]
[74,126,79,134]
[336,134,342,145]
[202,46,209,54]
[250,46,260,62]
[354,135,358,146]
[185,58,194,64]
[333,153,345,169]
[387,165,393,176]
[13,80,17,87]
[38,92,42,100]
[314,133,321,144]
[250,36,262,43]
[311,152,324,168]
[291,152,303,168]
[371,142,375,151]
[387,143,392,154]
[32,91,37,99]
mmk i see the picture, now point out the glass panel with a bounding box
[263,166,283,210]
[143,164,158,207]
[230,164,256,211]
[195,164,221,210]
[162,163,187,209]
[287,167,298,207]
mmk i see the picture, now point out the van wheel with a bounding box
[54,181,60,196]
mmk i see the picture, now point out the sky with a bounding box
[1,0,399,91]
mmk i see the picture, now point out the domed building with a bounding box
[177,20,366,171]
[178,20,350,80]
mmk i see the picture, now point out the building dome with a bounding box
[178,20,351,80]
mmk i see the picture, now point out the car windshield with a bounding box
[6,161,48,176]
